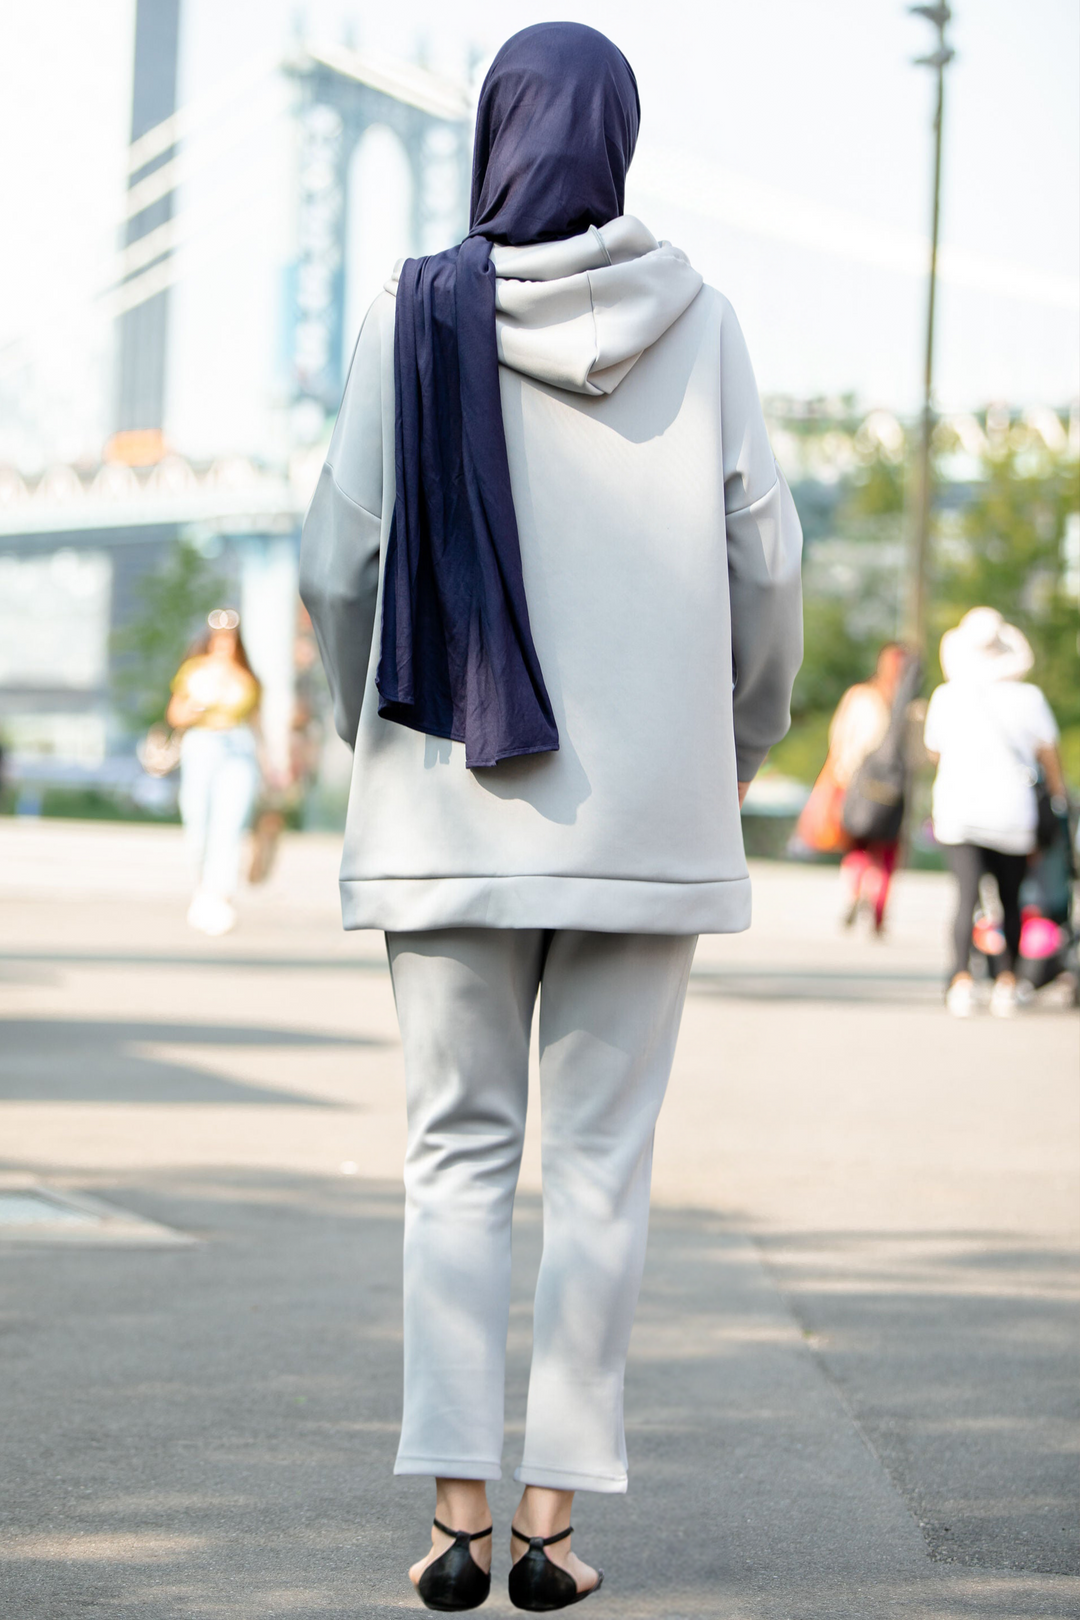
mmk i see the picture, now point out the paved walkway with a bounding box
[0,821,1076,1618]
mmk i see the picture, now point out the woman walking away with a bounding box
[925,607,1066,1018]
[168,609,261,936]
[828,643,914,934]
[301,22,803,1610]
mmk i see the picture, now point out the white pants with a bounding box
[387,926,697,1494]
[178,727,258,900]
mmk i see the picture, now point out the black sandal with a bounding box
[416,1518,493,1612]
[508,1524,603,1611]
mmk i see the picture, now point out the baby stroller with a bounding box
[971,804,1078,1006]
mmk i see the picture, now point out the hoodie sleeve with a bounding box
[719,302,804,782]
[299,299,387,747]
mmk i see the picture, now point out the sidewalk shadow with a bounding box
[687,966,944,1005]
[2,1174,1077,1616]
[753,1226,1080,1578]
[0,1018,385,1105]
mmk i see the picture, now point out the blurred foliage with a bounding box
[1061,726,1080,784]
[930,435,1080,729]
[0,786,180,823]
[844,446,907,520]
[790,596,881,723]
[767,710,832,785]
[787,445,906,731]
[781,416,1078,786]
[112,539,225,732]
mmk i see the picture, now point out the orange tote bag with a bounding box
[795,757,850,854]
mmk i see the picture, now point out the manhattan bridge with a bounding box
[0,1,475,803]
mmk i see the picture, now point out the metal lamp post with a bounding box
[906,3,955,653]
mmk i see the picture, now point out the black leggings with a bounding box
[945,843,1028,980]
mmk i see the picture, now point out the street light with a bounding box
[906,3,955,652]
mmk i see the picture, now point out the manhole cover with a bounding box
[0,1190,96,1226]
[0,1179,195,1247]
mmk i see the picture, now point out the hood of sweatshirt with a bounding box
[386,216,703,398]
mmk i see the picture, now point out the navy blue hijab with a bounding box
[376,23,640,769]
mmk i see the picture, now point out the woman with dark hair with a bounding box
[301,22,802,1610]
[829,642,911,934]
[167,609,261,936]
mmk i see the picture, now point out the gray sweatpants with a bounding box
[386,926,697,1494]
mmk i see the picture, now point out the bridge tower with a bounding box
[285,43,473,434]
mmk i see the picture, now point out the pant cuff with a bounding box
[395,1455,502,1482]
[514,1463,628,1495]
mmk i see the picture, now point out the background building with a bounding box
[0,0,1076,817]
[0,1,473,815]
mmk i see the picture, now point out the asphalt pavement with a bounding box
[0,819,1077,1619]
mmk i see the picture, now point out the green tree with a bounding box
[791,595,880,722]
[112,540,226,732]
[763,413,1080,786]
[774,445,908,782]
[843,445,907,522]
[931,433,1080,730]
[786,446,907,722]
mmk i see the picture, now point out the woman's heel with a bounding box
[416,1518,492,1612]
[508,1525,603,1612]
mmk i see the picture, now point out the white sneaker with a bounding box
[945,977,977,1017]
[186,892,237,936]
[989,979,1019,1019]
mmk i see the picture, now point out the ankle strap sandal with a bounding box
[509,1524,604,1611]
[416,1518,492,1612]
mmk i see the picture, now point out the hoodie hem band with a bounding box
[339,873,750,934]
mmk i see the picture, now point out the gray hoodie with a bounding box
[300,217,803,934]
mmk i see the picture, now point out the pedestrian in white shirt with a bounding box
[923,607,1066,1018]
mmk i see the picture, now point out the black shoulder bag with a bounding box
[841,655,923,844]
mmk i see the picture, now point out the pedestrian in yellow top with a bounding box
[167,610,261,935]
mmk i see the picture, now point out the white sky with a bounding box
[0,0,1077,466]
